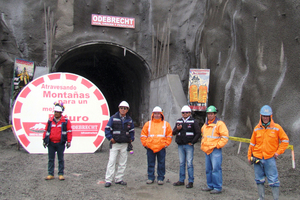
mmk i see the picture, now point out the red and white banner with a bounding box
[12,73,110,154]
[91,14,135,29]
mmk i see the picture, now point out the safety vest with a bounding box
[174,117,197,144]
[111,115,132,143]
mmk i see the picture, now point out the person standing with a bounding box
[104,101,135,187]
[248,105,289,200]
[140,106,172,185]
[201,105,228,194]
[43,102,72,181]
[172,105,201,189]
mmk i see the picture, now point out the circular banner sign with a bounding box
[12,72,110,154]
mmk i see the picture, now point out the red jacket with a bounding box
[248,115,289,160]
[43,116,72,143]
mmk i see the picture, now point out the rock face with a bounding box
[0,1,299,145]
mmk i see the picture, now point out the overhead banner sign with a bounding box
[91,14,135,29]
[12,73,110,154]
[188,69,210,111]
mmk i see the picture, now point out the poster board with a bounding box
[188,69,210,111]
[11,58,35,104]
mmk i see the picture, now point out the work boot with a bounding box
[201,187,213,191]
[271,186,279,200]
[105,182,111,187]
[186,182,193,188]
[210,189,222,194]
[257,184,265,200]
[173,181,184,186]
[45,175,54,180]
[115,180,127,185]
[58,175,65,180]
[146,179,154,184]
[157,180,164,185]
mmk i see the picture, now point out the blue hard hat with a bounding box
[260,105,272,116]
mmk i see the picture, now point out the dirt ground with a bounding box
[0,127,299,200]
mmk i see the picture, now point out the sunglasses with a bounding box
[119,107,128,110]
[181,112,190,114]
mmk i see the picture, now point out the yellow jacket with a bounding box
[247,115,289,160]
[201,117,229,155]
[140,112,172,153]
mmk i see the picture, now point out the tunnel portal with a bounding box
[52,42,151,125]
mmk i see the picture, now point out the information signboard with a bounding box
[188,69,210,111]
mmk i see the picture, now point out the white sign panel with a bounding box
[12,73,110,154]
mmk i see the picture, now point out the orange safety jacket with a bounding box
[140,112,172,153]
[247,115,289,160]
[201,117,229,155]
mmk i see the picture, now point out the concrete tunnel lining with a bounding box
[52,42,151,126]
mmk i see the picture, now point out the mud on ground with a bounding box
[0,128,299,200]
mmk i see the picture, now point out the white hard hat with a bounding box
[119,101,129,108]
[181,105,191,112]
[54,105,63,112]
[152,106,162,112]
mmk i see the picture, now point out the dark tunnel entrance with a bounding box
[52,42,151,126]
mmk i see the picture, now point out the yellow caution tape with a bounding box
[229,136,250,143]
[0,125,12,132]
[228,136,293,151]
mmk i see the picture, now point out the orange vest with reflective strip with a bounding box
[247,115,289,160]
[140,113,172,153]
[201,118,229,155]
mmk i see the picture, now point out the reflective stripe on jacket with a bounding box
[247,115,289,160]
[201,117,229,155]
[43,116,72,144]
[172,116,201,145]
[140,112,172,153]
[105,112,135,143]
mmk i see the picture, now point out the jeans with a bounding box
[205,148,223,191]
[147,148,166,181]
[178,144,194,183]
[254,157,280,187]
[48,141,65,176]
[105,143,128,183]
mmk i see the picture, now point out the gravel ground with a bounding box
[0,127,299,200]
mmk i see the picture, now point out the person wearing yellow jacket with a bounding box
[248,105,289,200]
[140,106,172,185]
[201,105,228,194]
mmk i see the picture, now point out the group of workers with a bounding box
[43,101,289,200]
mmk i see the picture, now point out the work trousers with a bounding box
[105,143,128,183]
[48,141,65,176]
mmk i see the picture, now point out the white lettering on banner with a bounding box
[91,14,135,29]
[72,125,98,130]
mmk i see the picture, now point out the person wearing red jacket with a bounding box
[248,105,289,200]
[43,102,72,181]
[141,106,172,185]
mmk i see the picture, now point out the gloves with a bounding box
[43,142,47,148]
[66,142,71,149]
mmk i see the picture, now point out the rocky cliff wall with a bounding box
[195,0,300,144]
[0,0,299,146]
